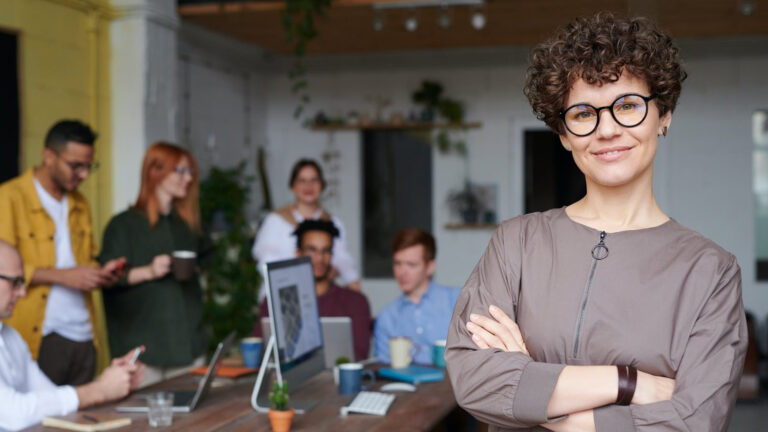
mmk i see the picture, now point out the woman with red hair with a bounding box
[99,142,209,386]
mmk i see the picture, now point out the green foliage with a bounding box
[335,356,350,365]
[199,162,260,354]
[437,98,464,124]
[411,80,444,109]
[269,381,291,411]
[412,80,468,155]
[282,0,332,119]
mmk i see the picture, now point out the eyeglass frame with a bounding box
[558,93,657,137]
[173,166,195,177]
[0,274,26,289]
[54,151,100,174]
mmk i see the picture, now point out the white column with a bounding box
[110,0,179,212]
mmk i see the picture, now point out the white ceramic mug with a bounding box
[389,337,419,369]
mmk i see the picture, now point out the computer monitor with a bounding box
[254,257,325,412]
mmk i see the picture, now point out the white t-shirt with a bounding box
[0,323,79,431]
[251,208,359,300]
[33,178,92,342]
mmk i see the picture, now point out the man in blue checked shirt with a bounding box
[374,229,459,365]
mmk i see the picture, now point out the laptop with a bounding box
[261,316,355,368]
[116,331,235,413]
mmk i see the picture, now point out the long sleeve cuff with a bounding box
[594,404,635,431]
[53,385,80,415]
[511,361,565,424]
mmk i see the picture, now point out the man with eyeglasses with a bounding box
[0,239,145,431]
[0,119,126,387]
[254,220,372,361]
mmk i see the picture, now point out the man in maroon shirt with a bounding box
[255,220,372,361]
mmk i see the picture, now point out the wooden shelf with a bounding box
[308,121,482,131]
[444,223,497,230]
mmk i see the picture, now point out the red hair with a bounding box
[133,142,200,231]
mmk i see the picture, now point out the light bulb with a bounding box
[405,15,418,32]
[471,11,486,30]
[438,7,452,29]
[373,11,385,31]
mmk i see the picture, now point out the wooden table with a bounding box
[29,367,460,432]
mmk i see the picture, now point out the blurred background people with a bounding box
[0,119,125,386]
[374,229,458,364]
[99,142,210,386]
[252,158,360,293]
[256,220,371,361]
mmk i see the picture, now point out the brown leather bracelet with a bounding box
[616,365,637,405]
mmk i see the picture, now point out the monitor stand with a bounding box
[250,334,318,414]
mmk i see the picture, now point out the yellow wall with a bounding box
[0,0,115,368]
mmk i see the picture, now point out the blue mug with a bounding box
[241,337,263,368]
[432,339,447,368]
[338,363,375,395]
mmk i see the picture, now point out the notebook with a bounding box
[42,413,131,431]
[377,365,445,384]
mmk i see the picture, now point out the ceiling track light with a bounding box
[372,0,484,11]
[371,0,486,31]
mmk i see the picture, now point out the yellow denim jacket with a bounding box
[0,169,101,359]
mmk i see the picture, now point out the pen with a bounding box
[129,347,142,365]
[82,414,99,423]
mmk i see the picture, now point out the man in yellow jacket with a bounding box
[0,120,126,386]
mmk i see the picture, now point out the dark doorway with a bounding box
[0,31,19,183]
[524,130,585,213]
[362,130,432,278]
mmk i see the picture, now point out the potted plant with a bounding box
[446,181,482,224]
[268,381,294,432]
[199,162,261,354]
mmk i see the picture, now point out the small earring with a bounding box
[661,126,668,137]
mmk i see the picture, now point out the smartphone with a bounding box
[129,347,142,366]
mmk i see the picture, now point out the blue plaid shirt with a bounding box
[374,281,460,365]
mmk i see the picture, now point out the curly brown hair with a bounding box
[524,12,687,135]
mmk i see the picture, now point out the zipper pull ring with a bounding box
[591,230,609,260]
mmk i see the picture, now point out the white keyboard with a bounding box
[340,391,396,416]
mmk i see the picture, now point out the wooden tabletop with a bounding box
[29,367,458,432]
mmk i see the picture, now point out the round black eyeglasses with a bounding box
[559,94,657,137]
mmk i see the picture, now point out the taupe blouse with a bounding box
[446,208,747,432]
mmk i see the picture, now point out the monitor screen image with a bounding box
[266,257,323,363]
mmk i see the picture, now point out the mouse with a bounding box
[380,382,417,392]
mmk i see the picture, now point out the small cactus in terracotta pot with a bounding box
[268,381,294,432]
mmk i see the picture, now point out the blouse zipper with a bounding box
[572,231,609,358]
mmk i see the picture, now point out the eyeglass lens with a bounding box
[562,94,651,136]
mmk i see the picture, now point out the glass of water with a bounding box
[147,391,174,427]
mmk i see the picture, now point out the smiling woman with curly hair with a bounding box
[445,12,746,432]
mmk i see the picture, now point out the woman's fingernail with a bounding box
[466,322,474,329]
[489,305,498,313]
[470,314,478,321]
[472,334,480,341]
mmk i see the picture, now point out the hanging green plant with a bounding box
[282,0,332,119]
[411,80,468,156]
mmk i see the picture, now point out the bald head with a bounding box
[0,239,24,319]
[0,240,21,271]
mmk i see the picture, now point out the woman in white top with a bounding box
[252,159,360,292]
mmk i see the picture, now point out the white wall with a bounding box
[178,27,768,325]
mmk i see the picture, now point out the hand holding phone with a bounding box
[129,347,142,366]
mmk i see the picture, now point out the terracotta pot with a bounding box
[268,408,295,432]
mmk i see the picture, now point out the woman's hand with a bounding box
[149,254,171,279]
[633,371,676,405]
[127,254,172,284]
[466,305,529,355]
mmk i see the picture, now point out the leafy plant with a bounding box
[269,381,291,411]
[411,80,444,111]
[412,80,468,155]
[335,356,351,365]
[282,0,332,119]
[199,162,260,353]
